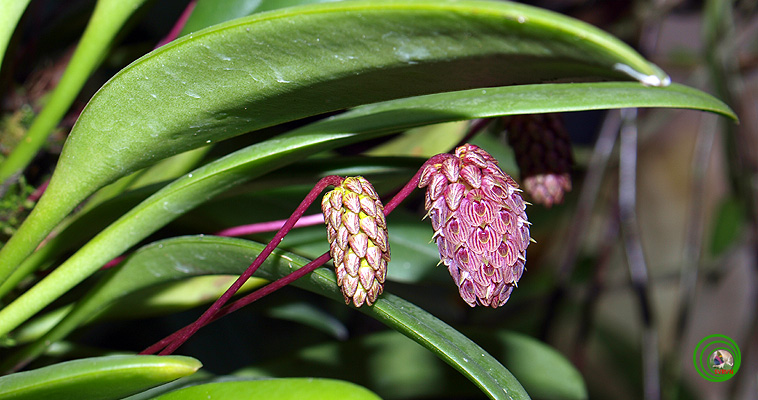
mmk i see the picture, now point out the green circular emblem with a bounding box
[693,334,741,382]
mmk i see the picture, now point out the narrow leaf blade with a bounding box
[0,355,201,400]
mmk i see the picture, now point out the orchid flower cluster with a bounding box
[146,140,548,354]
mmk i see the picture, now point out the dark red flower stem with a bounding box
[141,252,332,355]
[214,213,325,237]
[155,0,196,49]
[455,118,492,149]
[384,154,449,214]
[145,175,343,355]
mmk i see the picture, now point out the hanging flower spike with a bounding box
[419,144,530,308]
[503,113,573,207]
[322,176,390,307]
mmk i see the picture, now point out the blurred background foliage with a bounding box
[0,0,755,399]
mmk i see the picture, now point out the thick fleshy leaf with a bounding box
[0,81,735,339]
[0,0,32,72]
[0,0,672,288]
[151,379,380,400]
[5,276,265,347]
[0,355,201,400]
[22,236,531,399]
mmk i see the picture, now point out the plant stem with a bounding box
[152,175,343,355]
[142,252,332,355]
[154,0,196,48]
[540,110,621,340]
[618,108,659,400]
[214,213,325,237]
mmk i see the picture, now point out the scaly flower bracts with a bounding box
[419,144,530,308]
[322,176,390,307]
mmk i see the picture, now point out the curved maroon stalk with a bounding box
[155,0,197,48]
[142,252,332,356]
[148,175,343,355]
[214,213,325,237]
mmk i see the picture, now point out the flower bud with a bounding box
[503,113,573,207]
[322,177,389,307]
[419,144,530,308]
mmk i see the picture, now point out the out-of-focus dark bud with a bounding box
[419,144,530,308]
[503,113,573,207]
[322,177,390,307]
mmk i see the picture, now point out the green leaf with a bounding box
[30,236,530,399]
[0,0,32,73]
[0,0,672,288]
[151,379,381,400]
[0,81,735,339]
[0,355,201,400]
[0,184,161,300]
[0,0,149,184]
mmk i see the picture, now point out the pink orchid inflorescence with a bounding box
[419,144,531,308]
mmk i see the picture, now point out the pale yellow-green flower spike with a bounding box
[322,176,389,307]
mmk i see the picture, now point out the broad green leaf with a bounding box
[0,0,32,73]
[6,276,265,348]
[0,0,149,184]
[22,236,531,399]
[0,81,735,339]
[151,379,380,400]
[242,330,586,399]
[0,355,201,400]
[0,184,162,300]
[0,0,673,287]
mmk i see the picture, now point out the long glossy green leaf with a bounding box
[0,0,671,287]
[0,0,149,184]
[27,236,531,399]
[0,81,735,339]
[151,379,380,400]
[0,355,201,400]
[0,0,31,73]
